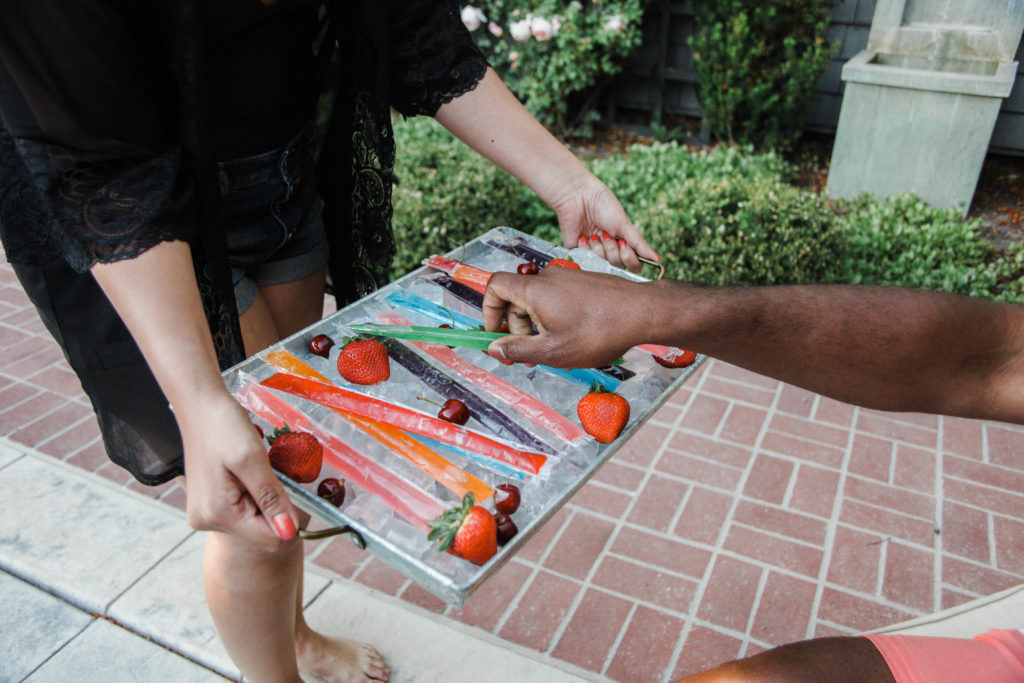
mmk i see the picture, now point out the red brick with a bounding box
[568,481,631,518]
[789,465,840,519]
[35,418,101,460]
[675,486,733,545]
[711,363,779,389]
[1,337,59,367]
[817,587,914,632]
[843,476,934,519]
[893,444,936,494]
[734,500,827,545]
[769,414,850,449]
[759,431,845,469]
[993,516,1024,575]
[606,605,686,683]
[0,322,30,350]
[516,506,569,564]
[702,376,776,407]
[883,541,935,612]
[127,478,175,501]
[941,501,990,562]
[944,454,1024,495]
[498,570,580,651]
[848,434,893,482]
[615,423,669,467]
[592,555,697,613]
[95,461,133,486]
[723,525,823,578]
[627,475,689,532]
[0,383,43,414]
[777,384,815,417]
[26,365,82,398]
[448,560,531,632]
[65,440,110,472]
[667,432,753,469]
[400,583,447,613]
[0,285,30,308]
[813,396,856,428]
[839,499,937,546]
[353,557,406,596]
[742,454,794,505]
[679,394,729,435]
[855,413,937,449]
[751,571,817,644]
[1,344,63,379]
[944,478,1024,519]
[551,588,632,672]
[657,449,743,491]
[591,461,646,492]
[160,485,188,512]
[697,555,761,631]
[8,402,91,448]
[942,556,1024,596]
[651,401,683,426]
[610,529,711,579]
[543,512,615,580]
[0,392,69,436]
[941,588,979,610]
[814,623,858,638]
[312,535,371,579]
[721,405,768,446]
[942,417,984,458]
[671,626,745,680]
[826,525,883,594]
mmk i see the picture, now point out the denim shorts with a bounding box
[217,122,329,315]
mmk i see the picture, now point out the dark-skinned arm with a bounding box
[482,268,1024,424]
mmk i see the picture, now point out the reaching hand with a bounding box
[482,266,655,368]
[550,176,659,274]
[178,391,299,547]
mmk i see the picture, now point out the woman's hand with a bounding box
[176,390,298,547]
[549,175,658,273]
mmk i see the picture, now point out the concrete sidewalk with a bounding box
[0,437,604,683]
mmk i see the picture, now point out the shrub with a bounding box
[462,0,645,138]
[689,0,836,150]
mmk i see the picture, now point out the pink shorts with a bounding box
[863,629,1024,682]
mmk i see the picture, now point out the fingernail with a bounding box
[652,250,662,262]
[487,345,506,361]
[617,238,627,248]
[273,514,296,540]
[601,231,613,241]
[579,235,589,245]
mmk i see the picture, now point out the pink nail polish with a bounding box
[653,250,662,262]
[273,514,296,540]
[617,238,627,248]
[579,235,589,245]
[601,231,613,241]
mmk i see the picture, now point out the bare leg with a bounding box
[199,270,389,681]
[676,637,896,683]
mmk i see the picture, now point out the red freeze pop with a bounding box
[261,372,548,474]
[375,311,586,443]
[235,382,445,528]
[425,255,490,294]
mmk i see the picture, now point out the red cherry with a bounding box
[316,477,346,506]
[438,398,470,425]
[494,483,521,515]
[517,262,540,275]
[308,334,335,358]
[654,349,697,368]
[494,511,518,546]
[253,423,264,439]
[497,321,510,334]
[438,324,452,329]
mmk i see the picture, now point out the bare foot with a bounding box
[296,632,390,682]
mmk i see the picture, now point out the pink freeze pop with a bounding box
[374,311,586,443]
[261,372,548,475]
[235,381,445,529]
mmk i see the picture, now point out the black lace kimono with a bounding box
[0,0,486,484]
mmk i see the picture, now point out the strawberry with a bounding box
[267,424,323,483]
[336,338,390,385]
[577,383,630,443]
[547,257,581,270]
[427,493,498,565]
[654,349,698,369]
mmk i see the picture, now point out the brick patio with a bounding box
[3,248,1024,682]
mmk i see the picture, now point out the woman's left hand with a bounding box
[551,176,658,273]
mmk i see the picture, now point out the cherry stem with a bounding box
[417,395,444,409]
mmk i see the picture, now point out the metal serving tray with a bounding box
[222,227,703,607]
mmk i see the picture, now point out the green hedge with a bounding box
[390,117,1024,302]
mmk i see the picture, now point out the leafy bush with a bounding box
[689,0,836,149]
[461,0,645,138]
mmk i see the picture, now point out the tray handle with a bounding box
[638,256,665,280]
[298,525,367,549]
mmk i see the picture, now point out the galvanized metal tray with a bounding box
[222,227,703,607]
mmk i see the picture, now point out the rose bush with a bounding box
[461,1,645,138]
